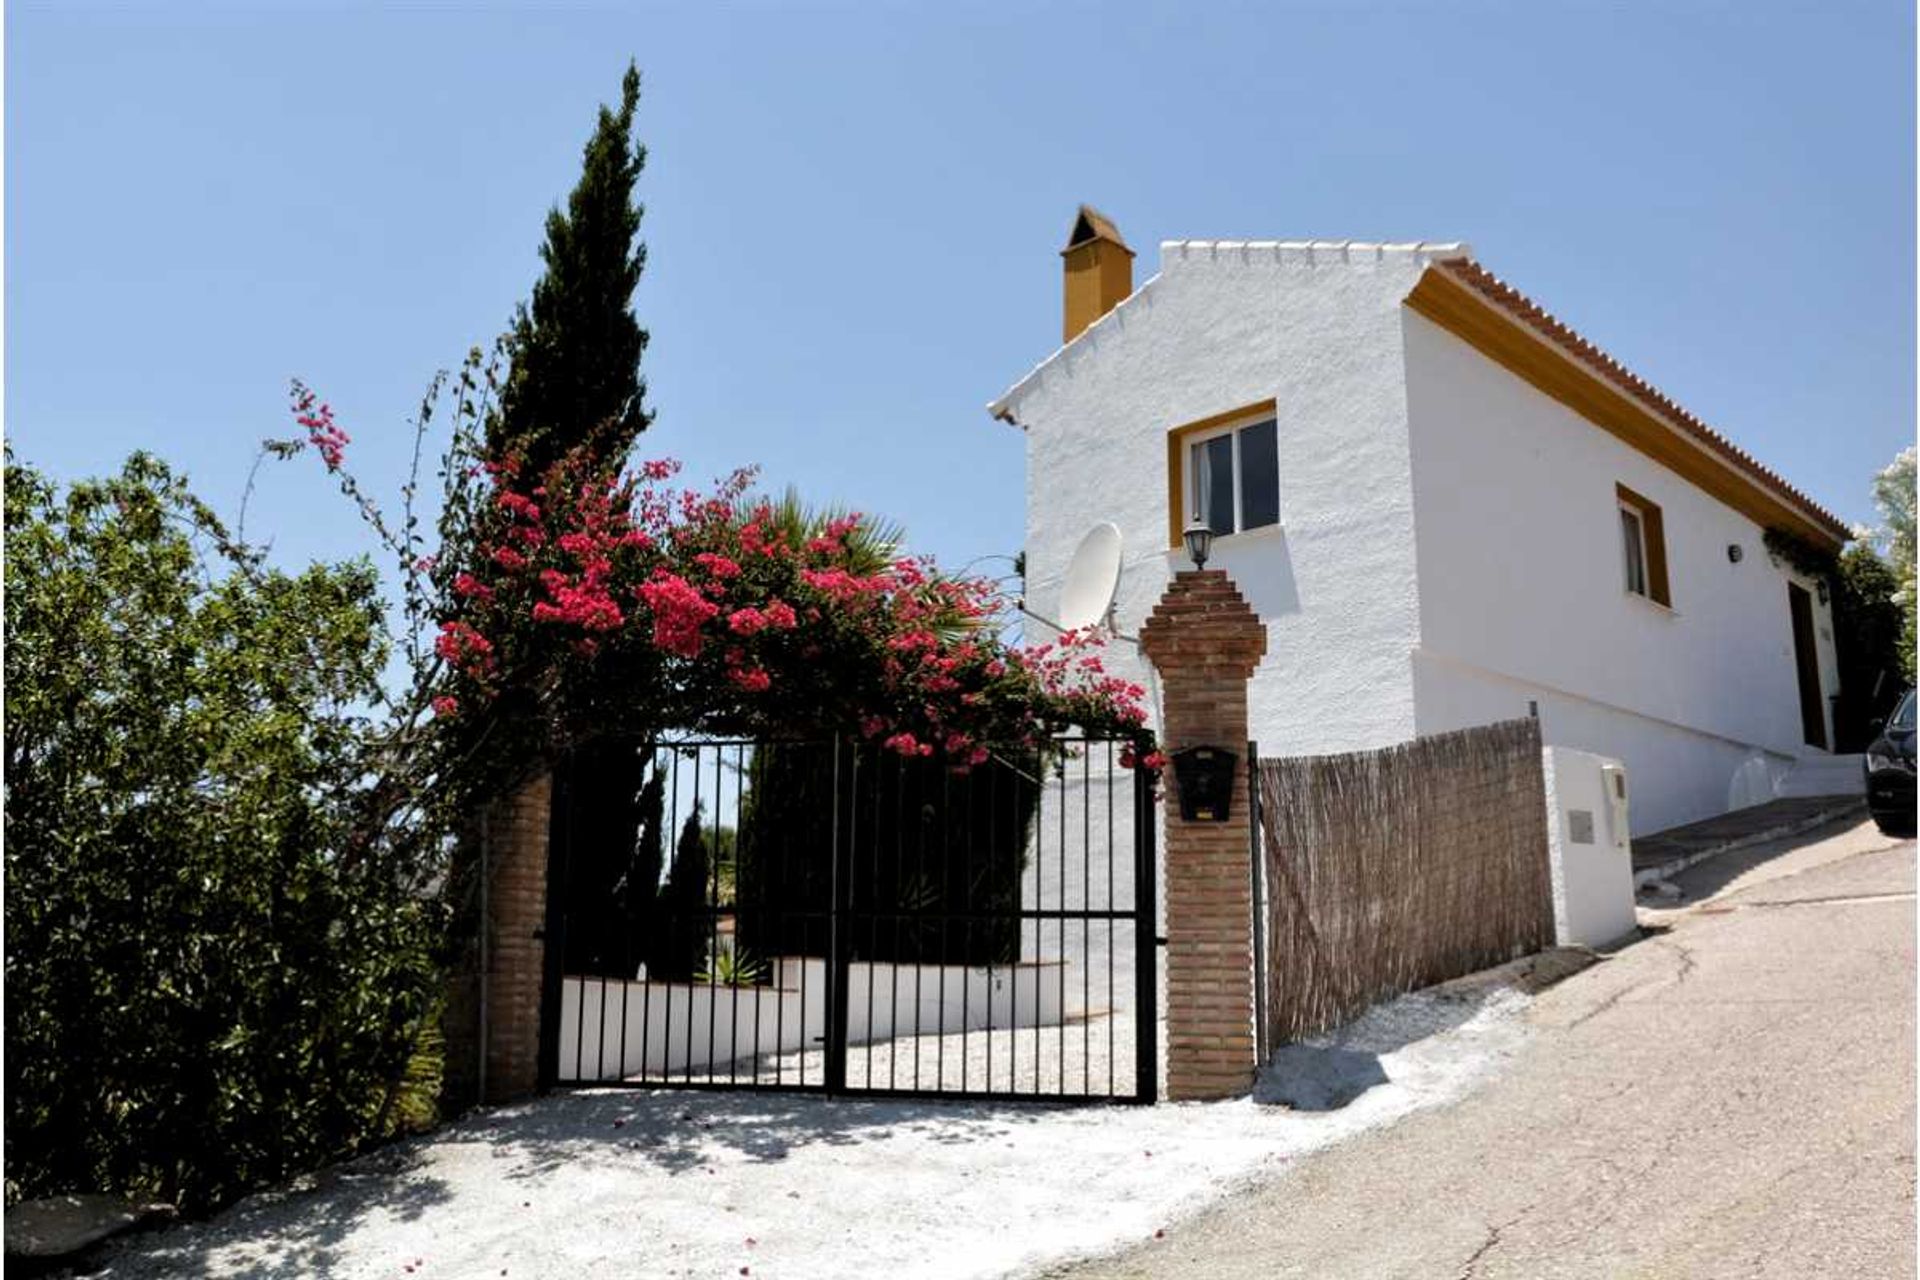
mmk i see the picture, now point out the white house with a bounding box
[989,207,1852,837]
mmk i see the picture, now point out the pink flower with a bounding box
[636,571,720,657]
[297,399,350,471]
[434,620,496,678]
[727,607,768,636]
[432,695,459,718]
[694,552,742,580]
[728,666,772,693]
[453,572,494,603]
[531,572,624,632]
[496,491,541,521]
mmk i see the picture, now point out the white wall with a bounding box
[1001,249,1837,836]
[1403,309,1839,833]
[557,961,1068,1083]
[1008,242,1460,756]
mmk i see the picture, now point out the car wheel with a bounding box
[1872,813,1916,838]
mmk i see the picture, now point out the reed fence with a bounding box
[1255,717,1554,1055]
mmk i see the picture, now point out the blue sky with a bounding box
[9,2,1914,593]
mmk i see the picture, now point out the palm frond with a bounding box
[765,487,902,576]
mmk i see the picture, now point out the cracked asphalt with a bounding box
[1051,815,1915,1280]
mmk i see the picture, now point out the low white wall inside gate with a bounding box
[557,958,1067,1082]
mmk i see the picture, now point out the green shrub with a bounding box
[3,454,442,1213]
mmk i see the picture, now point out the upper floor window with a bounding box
[1615,482,1671,607]
[1619,502,1649,595]
[1186,417,1279,538]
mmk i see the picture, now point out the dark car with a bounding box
[1865,690,1916,836]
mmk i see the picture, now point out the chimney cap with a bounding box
[1062,204,1134,257]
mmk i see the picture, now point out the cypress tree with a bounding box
[467,65,655,989]
[653,806,711,982]
[490,62,652,478]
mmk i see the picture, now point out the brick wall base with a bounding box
[441,771,552,1111]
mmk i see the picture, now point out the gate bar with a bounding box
[825,735,851,1094]
[1132,750,1159,1104]
[1248,740,1266,1064]
[537,757,574,1091]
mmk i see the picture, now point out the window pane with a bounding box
[1239,419,1279,529]
[1191,435,1235,535]
[1206,435,1235,535]
[1190,441,1210,529]
[1620,508,1646,596]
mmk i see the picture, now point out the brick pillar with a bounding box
[1138,569,1267,1101]
[441,770,553,1110]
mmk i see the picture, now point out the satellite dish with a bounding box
[1059,522,1123,632]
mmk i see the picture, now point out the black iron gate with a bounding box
[541,735,1157,1103]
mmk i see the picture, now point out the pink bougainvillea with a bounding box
[292,385,351,471]
[635,570,720,658]
[291,389,1153,768]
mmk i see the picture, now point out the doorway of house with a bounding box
[1788,582,1828,750]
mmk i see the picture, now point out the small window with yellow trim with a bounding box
[1183,416,1279,539]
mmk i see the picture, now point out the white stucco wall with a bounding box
[996,245,1838,839]
[1402,309,1840,834]
[1003,241,1463,756]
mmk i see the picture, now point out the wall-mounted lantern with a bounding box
[1171,745,1237,821]
[1182,518,1215,571]
[1727,543,1744,564]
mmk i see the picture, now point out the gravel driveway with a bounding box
[94,985,1531,1279]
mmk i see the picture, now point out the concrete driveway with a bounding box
[1055,815,1916,1279]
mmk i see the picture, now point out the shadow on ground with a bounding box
[455,1086,1061,1180]
[1253,986,1493,1112]
[1637,810,1879,909]
[93,1150,456,1279]
[96,1089,1060,1278]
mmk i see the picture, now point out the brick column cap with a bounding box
[1138,569,1267,679]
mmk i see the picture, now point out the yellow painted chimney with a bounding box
[1061,204,1134,344]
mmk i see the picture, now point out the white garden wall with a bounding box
[557,960,1068,1083]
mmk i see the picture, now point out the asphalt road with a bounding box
[1054,815,1916,1280]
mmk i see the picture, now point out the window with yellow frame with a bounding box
[1165,401,1281,548]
